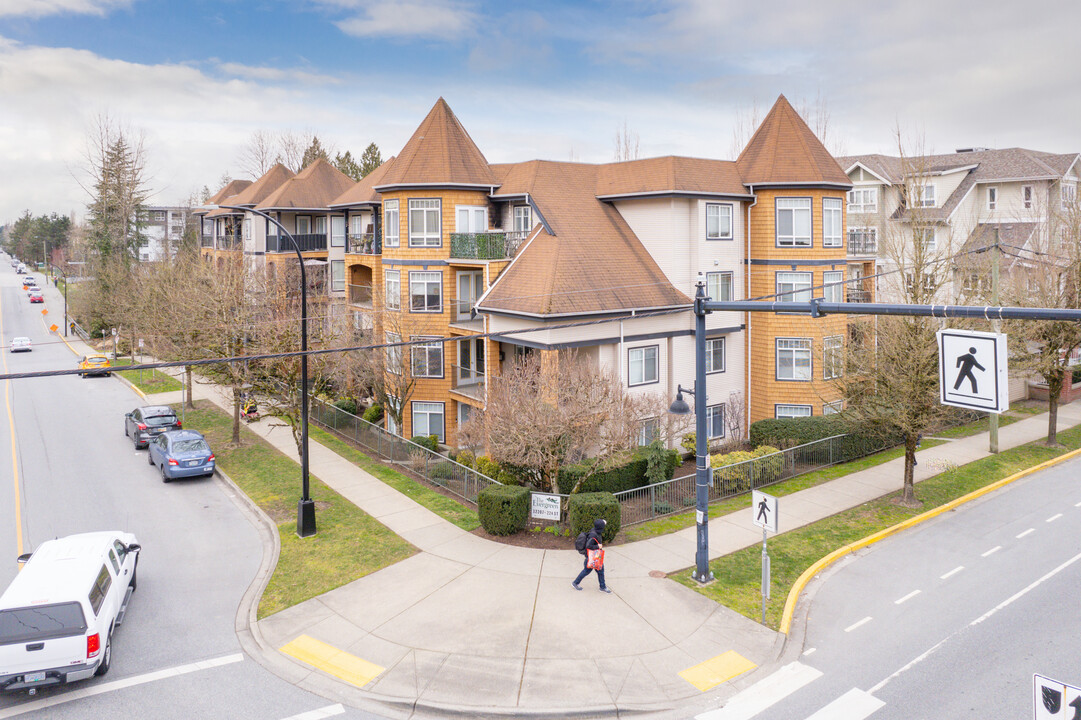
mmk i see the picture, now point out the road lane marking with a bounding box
[981,546,1001,557]
[279,705,345,720]
[894,590,920,604]
[1047,513,1063,523]
[0,653,244,718]
[940,566,964,580]
[844,616,872,632]
[971,550,1081,627]
[695,662,822,720]
[868,636,948,694]
[1076,500,1081,507]
[1016,528,1035,538]
[0,288,22,557]
[679,650,756,692]
[802,647,817,656]
[805,688,884,719]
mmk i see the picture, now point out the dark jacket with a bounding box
[585,518,606,551]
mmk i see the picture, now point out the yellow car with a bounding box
[78,353,112,378]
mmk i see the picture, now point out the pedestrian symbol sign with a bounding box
[751,490,778,534]
[1034,673,1081,719]
[937,328,1009,413]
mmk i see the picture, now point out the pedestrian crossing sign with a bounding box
[1034,673,1081,719]
[937,328,1009,413]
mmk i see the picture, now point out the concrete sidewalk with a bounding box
[137,367,1081,719]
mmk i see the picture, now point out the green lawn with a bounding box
[675,425,1081,629]
[111,357,183,394]
[179,402,417,618]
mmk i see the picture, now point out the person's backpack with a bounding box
[574,530,589,555]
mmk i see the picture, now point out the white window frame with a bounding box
[847,227,877,254]
[823,270,843,304]
[628,346,658,386]
[915,226,936,251]
[411,401,445,443]
[823,400,844,415]
[410,336,444,378]
[705,337,725,374]
[823,335,843,380]
[776,404,812,419]
[296,215,312,234]
[1022,185,1033,209]
[409,271,442,313]
[775,197,812,247]
[385,332,402,375]
[330,260,345,293]
[917,183,936,208]
[706,203,734,240]
[846,187,878,213]
[513,205,532,233]
[456,270,484,320]
[1062,183,1077,211]
[383,200,400,247]
[706,404,725,439]
[331,216,345,247]
[409,198,442,247]
[987,187,997,211]
[776,271,812,302]
[823,197,843,247]
[776,338,812,381]
[455,205,487,233]
[457,337,485,385]
[706,271,733,302]
[385,270,401,311]
[636,417,660,447]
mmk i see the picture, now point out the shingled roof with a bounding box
[328,157,396,208]
[375,98,496,189]
[257,158,356,211]
[595,156,750,198]
[208,179,252,205]
[736,95,850,187]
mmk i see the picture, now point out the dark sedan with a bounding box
[147,430,215,482]
[124,405,181,449]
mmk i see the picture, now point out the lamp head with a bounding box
[668,389,691,416]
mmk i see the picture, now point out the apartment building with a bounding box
[138,205,192,262]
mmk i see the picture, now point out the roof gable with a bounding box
[226,163,296,207]
[208,179,252,205]
[328,157,396,207]
[736,95,850,187]
[257,158,356,210]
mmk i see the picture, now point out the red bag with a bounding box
[586,548,605,569]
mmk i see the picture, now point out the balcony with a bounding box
[267,233,328,253]
[200,234,214,248]
[846,289,871,303]
[347,231,381,255]
[449,230,528,260]
[847,235,878,255]
[347,283,373,308]
[451,365,485,402]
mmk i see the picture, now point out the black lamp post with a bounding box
[52,265,68,337]
[668,281,713,583]
[221,205,316,537]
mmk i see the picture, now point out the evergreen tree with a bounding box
[359,142,383,177]
[300,136,329,169]
[333,151,363,181]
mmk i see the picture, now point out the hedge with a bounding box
[749,416,901,463]
[478,484,530,535]
[567,492,620,543]
[709,445,782,493]
[409,434,439,451]
[556,447,680,495]
[362,404,383,423]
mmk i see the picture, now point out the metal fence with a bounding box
[69,319,91,342]
[308,399,499,504]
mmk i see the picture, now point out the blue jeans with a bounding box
[574,556,606,589]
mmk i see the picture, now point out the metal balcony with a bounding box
[267,233,328,253]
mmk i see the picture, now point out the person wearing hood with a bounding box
[572,518,612,593]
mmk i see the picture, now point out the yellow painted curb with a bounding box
[280,635,384,688]
[678,650,756,691]
[779,445,1081,634]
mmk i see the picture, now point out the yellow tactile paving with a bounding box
[280,635,384,688]
[679,650,757,692]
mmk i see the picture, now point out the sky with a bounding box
[2,0,1081,223]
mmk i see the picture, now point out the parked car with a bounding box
[0,531,139,692]
[25,284,40,294]
[28,291,43,304]
[8,337,31,353]
[124,406,181,449]
[147,430,215,482]
[78,354,111,377]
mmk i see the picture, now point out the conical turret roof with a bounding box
[736,95,850,187]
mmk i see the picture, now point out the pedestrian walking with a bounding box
[572,518,612,593]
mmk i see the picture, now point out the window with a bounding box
[776,198,812,246]
[384,200,400,247]
[108,549,120,575]
[628,346,658,386]
[776,404,812,419]
[350,214,365,236]
[385,332,402,374]
[296,215,312,234]
[1062,183,1077,210]
[706,404,725,439]
[823,400,843,415]
[151,210,166,222]
[457,271,483,320]
[410,271,442,312]
[385,270,401,310]
[513,205,532,232]
[776,338,812,381]
[1022,185,1033,209]
[409,199,441,247]
[458,337,485,384]
[412,402,445,442]
[917,183,936,207]
[846,187,878,213]
[823,198,843,247]
[904,272,937,296]
[987,187,997,211]
[411,337,444,378]
[706,337,725,374]
[823,335,843,379]
[848,227,877,254]
[914,226,936,251]
[314,216,327,235]
[331,260,345,292]
[706,271,733,302]
[331,216,345,247]
[776,271,812,302]
[823,271,843,304]
[706,203,733,240]
[88,565,112,616]
[636,417,660,447]
[456,205,487,233]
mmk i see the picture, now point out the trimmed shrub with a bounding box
[409,435,439,451]
[455,449,476,469]
[430,461,457,480]
[478,484,530,535]
[556,446,680,495]
[710,450,756,493]
[567,492,621,543]
[362,404,383,423]
[752,445,784,484]
[749,416,901,463]
[475,455,501,480]
[681,433,696,454]
[333,397,358,415]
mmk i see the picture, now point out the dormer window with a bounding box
[1062,183,1077,211]
[513,205,532,233]
[918,184,936,208]
[1022,185,1033,209]
[846,187,877,213]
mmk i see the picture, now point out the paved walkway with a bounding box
[78,319,1081,719]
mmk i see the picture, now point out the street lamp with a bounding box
[668,281,713,583]
[52,265,69,337]
[221,204,316,538]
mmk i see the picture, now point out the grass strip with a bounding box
[111,357,183,394]
[309,426,480,531]
[623,439,946,543]
[675,424,1081,629]
[179,402,416,619]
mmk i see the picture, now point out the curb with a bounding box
[778,444,1081,634]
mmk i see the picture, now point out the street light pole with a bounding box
[221,205,316,537]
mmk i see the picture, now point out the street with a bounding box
[0,268,383,719]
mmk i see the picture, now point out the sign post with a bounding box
[937,328,1009,413]
[530,493,560,522]
[751,490,778,624]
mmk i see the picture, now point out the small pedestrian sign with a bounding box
[1034,674,1081,719]
[751,490,778,534]
[937,328,1009,413]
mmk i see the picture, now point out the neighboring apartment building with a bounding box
[138,205,192,262]
[199,96,867,447]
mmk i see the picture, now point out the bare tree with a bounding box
[237,129,277,180]
[613,119,640,162]
[79,113,151,259]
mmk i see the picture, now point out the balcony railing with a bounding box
[348,283,373,306]
[847,236,878,255]
[267,233,328,253]
[449,230,528,260]
[200,234,214,248]
[347,231,381,255]
[846,289,871,303]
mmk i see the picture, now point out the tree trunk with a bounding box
[1047,370,1063,445]
[185,366,194,409]
[901,432,918,505]
[232,385,241,444]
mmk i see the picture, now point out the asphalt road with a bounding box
[0,262,384,719]
[698,452,1081,720]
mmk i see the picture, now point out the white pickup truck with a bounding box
[0,531,140,693]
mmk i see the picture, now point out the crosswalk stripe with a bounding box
[279,704,345,720]
[805,688,884,719]
[695,662,823,720]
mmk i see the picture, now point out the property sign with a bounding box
[530,493,560,521]
[1034,674,1081,719]
[751,490,778,534]
[937,328,1009,413]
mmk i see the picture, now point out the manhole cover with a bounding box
[649,570,667,579]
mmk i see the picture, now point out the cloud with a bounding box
[0,0,133,18]
[216,62,342,86]
[327,0,478,41]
